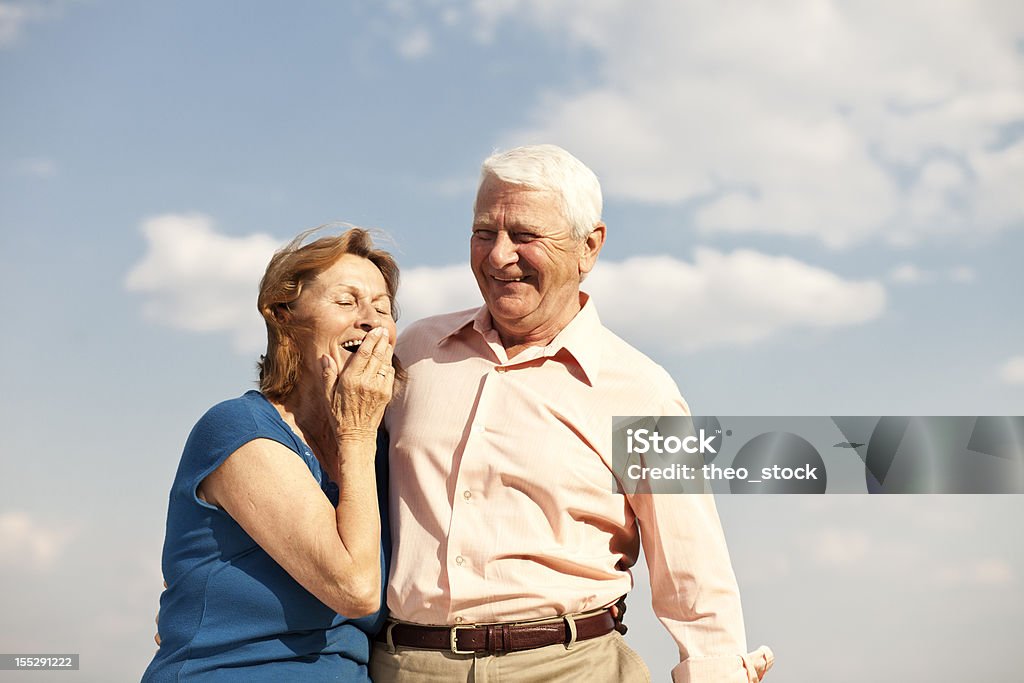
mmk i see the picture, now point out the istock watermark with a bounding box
[612,416,1024,494]
[625,427,718,455]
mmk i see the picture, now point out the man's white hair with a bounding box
[475,144,603,241]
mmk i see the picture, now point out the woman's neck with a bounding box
[272,381,338,462]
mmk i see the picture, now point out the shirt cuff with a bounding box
[672,646,774,683]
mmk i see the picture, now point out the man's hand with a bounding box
[609,595,627,634]
[743,645,774,682]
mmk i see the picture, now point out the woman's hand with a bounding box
[321,327,394,443]
[191,334,391,622]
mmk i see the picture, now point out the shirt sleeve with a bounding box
[627,389,757,683]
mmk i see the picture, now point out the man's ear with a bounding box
[579,222,606,278]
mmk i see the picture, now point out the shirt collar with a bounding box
[437,307,482,346]
[437,292,604,385]
[547,292,603,384]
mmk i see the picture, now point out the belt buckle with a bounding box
[450,624,475,655]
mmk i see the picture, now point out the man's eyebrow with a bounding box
[473,218,544,231]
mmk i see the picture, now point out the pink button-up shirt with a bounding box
[385,295,763,682]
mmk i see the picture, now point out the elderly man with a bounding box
[372,145,771,682]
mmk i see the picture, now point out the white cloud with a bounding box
[398,263,482,325]
[10,156,57,178]
[998,355,1024,385]
[966,557,1015,585]
[126,219,884,355]
[125,213,280,353]
[889,263,928,285]
[124,218,480,353]
[417,1,1024,248]
[934,558,1014,586]
[397,27,432,59]
[124,217,479,354]
[123,216,482,355]
[811,528,871,568]
[401,249,886,353]
[440,6,461,27]
[972,559,1014,584]
[588,249,885,352]
[0,1,64,47]
[0,511,72,570]
[888,263,976,285]
[0,2,31,46]
[948,266,976,284]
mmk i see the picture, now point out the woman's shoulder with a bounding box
[184,391,293,459]
[198,390,273,423]
[192,390,266,433]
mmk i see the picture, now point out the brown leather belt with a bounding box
[377,609,617,655]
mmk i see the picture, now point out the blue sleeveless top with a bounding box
[142,391,389,682]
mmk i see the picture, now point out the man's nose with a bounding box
[488,231,518,268]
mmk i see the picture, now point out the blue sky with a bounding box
[1,1,1023,680]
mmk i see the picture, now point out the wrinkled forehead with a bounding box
[309,254,389,296]
[473,179,568,227]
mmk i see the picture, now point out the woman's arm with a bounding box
[200,328,393,617]
[200,436,380,617]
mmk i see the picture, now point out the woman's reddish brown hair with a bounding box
[257,226,401,401]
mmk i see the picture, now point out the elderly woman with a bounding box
[143,228,399,682]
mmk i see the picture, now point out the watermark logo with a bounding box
[626,427,718,455]
[612,416,1024,494]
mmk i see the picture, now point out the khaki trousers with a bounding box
[369,630,650,683]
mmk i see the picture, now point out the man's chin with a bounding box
[485,298,534,323]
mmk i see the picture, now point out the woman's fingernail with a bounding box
[321,355,330,369]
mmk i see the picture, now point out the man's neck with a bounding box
[494,297,583,360]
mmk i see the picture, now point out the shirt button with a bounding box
[455,555,465,566]
[455,616,465,624]
[463,490,472,500]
